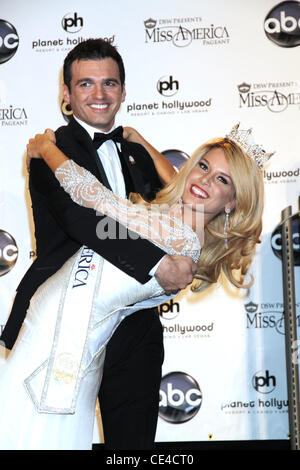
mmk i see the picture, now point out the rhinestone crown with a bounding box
[226,123,274,169]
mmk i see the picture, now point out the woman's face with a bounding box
[182,147,236,224]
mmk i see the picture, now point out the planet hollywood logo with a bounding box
[252,370,277,394]
[221,367,287,416]
[264,1,300,48]
[0,230,18,276]
[127,98,212,117]
[271,213,300,265]
[221,396,288,414]
[127,76,212,117]
[32,35,115,53]
[237,81,300,112]
[263,167,300,184]
[162,321,214,338]
[159,299,180,320]
[32,12,115,53]
[62,12,83,33]
[0,104,28,126]
[144,17,230,47]
[157,75,179,97]
[159,284,214,338]
[159,372,202,423]
[0,19,19,64]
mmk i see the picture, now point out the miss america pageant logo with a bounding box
[237,81,300,112]
[0,104,28,126]
[144,17,230,47]
[245,301,287,334]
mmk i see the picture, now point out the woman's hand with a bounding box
[123,126,176,184]
[26,129,56,170]
[123,127,145,146]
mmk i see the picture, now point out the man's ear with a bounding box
[62,83,71,104]
[121,83,126,103]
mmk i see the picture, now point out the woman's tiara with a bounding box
[226,123,274,169]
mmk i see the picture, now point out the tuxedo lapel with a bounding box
[115,145,135,196]
[118,141,145,195]
[68,118,112,191]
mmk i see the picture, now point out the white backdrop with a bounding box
[0,0,300,444]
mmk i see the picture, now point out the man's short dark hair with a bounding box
[63,38,125,91]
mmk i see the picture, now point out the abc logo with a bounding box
[252,370,276,394]
[0,19,19,64]
[159,371,202,423]
[0,230,18,276]
[264,1,300,47]
[157,75,179,97]
[62,12,83,33]
[271,215,300,265]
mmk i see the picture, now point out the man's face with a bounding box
[63,58,126,131]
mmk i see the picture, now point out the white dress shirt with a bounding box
[73,117,126,197]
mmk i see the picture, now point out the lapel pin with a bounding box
[129,156,136,164]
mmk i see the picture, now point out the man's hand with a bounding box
[155,255,197,295]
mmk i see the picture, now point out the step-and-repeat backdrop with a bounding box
[1,0,300,444]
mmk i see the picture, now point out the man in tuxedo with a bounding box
[1,39,196,449]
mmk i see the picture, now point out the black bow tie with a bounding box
[92,126,124,149]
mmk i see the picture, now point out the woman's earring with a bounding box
[224,208,231,249]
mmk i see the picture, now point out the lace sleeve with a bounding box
[55,160,200,262]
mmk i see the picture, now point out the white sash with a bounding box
[25,246,104,414]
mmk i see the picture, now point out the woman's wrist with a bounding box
[124,127,146,146]
[40,140,57,161]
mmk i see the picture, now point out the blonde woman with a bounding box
[0,124,268,450]
[128,127,264,293]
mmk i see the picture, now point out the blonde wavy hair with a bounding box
[131,137,264,292]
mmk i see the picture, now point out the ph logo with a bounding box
[252,370,276,394]
[62,12,83,33]
[159,299,180,320]
[0,19,19,64]
[157,75,179,97]
[159,372,202,423]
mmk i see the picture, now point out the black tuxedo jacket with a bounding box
[1,118,165,349]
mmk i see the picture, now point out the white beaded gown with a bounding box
[0,160,200,450]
